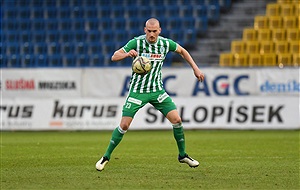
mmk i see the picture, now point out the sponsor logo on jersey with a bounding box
[141,53,165,60]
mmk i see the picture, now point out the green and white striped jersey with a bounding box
[122,35,177,93]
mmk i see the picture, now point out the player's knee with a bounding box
[120,122,130,130]
[170,117,182,125]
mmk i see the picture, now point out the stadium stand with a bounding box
[219,0,299,67]
[1,0,232,68]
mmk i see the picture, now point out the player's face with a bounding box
[144,23,161,44]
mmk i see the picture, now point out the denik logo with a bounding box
[260,80,300,93]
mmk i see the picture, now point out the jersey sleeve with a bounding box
[122,38,137,53]
[168,39,178,52]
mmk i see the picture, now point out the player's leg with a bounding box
[166,110,199,168]
[151,90,199,168]
[96,117,132,171]
[96,92,147,171]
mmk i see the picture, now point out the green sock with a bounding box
[103,126,126,160]
[172,123,186,157]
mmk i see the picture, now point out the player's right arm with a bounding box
[111,38,138,62]
[111,49,137,62]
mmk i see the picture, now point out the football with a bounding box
[132,56,152,75]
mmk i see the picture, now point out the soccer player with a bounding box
[96,18,205,171]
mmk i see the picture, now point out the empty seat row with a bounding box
[0,53,174,68]
[254,15,299,29]
[2,4,216,20]
[220,52,299,67]
[243,28,299,42]
[231,40,299,55]
[266,2,299,16]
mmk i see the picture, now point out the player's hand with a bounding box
[127,50,138,58]
[194,69,205,82]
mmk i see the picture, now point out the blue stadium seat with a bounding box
[181,17,196,30]
[31,0,44,7]
[20,31,33,43]
[101,29,115,42]
[77,54,90,67]
[89,42,102,54]
[48,42,61,55]
[74,30,87,42]
[3,19,19,31]
[59,19,72,30]
[33,31,47,43]
[19,19,32,31]
[84,0,97,7]
[115,30,129,44]
[86,18,100,31]
[87,30,101,42]
[75,42,88,54]
[112,18,126,30]
[90,54,105,67]
[58,0,70,7]
[180,5,194,17]
[5,7,17,19]
[19,7,31,19]
[46,7,57,19]
[36,55,48,67]
[46,30,60,42]
[128,29,142,39]
[183,29,197,45]
[34,42,48,54]
[73,7,84,18]
[99,18,113,30]
[219,0,232,11]
[126,18,141,30]
[6,31,20,43]
[45,0,57,7]
[33,19,46,30]
[111,6,125,18]
[169,30,184,45]
[102,42,116,55]
[138,6,152,18]
[60,30,75,43]
[165,5,180,17]
[23,54,37,68]
[6,43,20,55]
[70,0,82,7]
[32,7,44,19]
[195,17,208,35]
[46,19,59,31]
[61,42,75,55]
[73,19,85,31]
[0,55,8,68]
[207,4,220,23]
[63,54,77,67]
[167,17,182,30]
[98,6,111,19]
[150,6,165,19]
[84,7,98,19]
[21,42,34,54]
[59,7,72,18]
[193,5,208,18]
[0,43,6,55]
[48,55,63,67]
[9,54,22,68]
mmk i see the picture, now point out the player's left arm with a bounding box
[175,44,205,82]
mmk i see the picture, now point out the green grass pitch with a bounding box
[1,130,299,189]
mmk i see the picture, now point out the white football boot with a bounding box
[95,156,109,171]
[178,154,199,168]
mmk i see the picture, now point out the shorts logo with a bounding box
[128,97,142,105]
[157,92,169,103]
